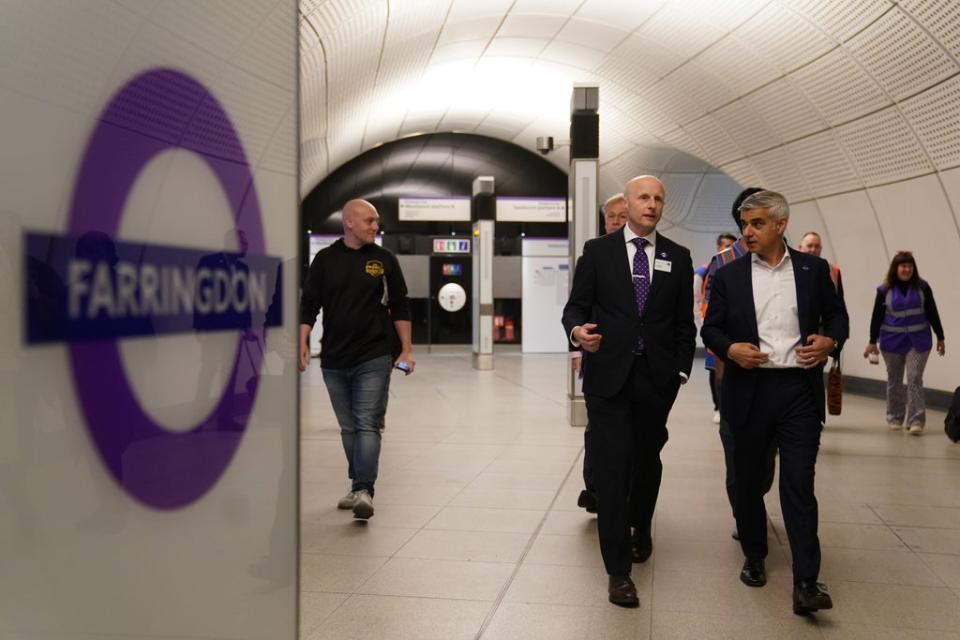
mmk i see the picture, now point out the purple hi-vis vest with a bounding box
[878,282,932,354]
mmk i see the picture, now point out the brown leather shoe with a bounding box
[608,575,640,608]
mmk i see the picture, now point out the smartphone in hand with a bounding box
[395,361,412,375]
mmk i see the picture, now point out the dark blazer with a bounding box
[701,247,849,424]
[562,228,697,397]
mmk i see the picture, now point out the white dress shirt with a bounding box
[751,247,801,368]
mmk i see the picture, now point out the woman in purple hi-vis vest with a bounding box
[864,252,946,434]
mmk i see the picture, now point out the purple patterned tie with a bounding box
[631,237,650,352]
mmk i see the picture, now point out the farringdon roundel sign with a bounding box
[24,68,283,510]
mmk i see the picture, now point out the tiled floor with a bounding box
[299,350,960,640]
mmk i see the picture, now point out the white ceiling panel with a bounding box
[720,157,763,188]
[555,18,630,52]
[790,48,890,125]
[846,7,958,101]
[900,0,960,61]
[634,5,725,62]
[785,0,892,43]
[901,75,960,170]
[485,37,549,57]
[745,79,827,143]
[734,3,836,74]
[749,146,810,201]
[835,106,933,185]
[685,115,742,166]
[540,41,608,70]
[712,100,778,156]
[575,0,664,32]
[499,13,567,39]
[696,36,781,97]
[300,0,960,203]
[786,131,861,196]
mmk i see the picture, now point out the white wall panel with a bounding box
[712,100,778,156]
[697,36,781,96]
[659,173,702,224]
[685,114,742,165]
[868,175,959,391]
[937,165,960,241]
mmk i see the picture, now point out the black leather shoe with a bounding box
[577,489,598,514]
[631,526,653,563]
[740,558,766,587]
[793,580,833,615]
[608,575,639,608]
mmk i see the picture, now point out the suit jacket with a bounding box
[700,247,849,424]
[562,228,697,398]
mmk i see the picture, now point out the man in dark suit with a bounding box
[701,190,848,615]
[562,175,696,607]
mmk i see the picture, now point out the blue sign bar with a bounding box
[25,231,283,344]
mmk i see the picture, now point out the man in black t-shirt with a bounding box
[299,199,414,520]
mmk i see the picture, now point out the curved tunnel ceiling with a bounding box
[300,0,960,224]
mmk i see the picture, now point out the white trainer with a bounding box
[337,491,357,510]
[712,411,721,424]
[352,490,374,520]
[888,421,902,431]
[908,424,923,435]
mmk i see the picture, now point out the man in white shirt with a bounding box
[701,191,848,615]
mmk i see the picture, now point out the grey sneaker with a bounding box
[352,490,374,520]
[337,491,357,510]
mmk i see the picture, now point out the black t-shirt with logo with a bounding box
[300,239,411,369]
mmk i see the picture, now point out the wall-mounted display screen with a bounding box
[399,196,471,221]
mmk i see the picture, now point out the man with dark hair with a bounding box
[702,190,848,615]
[299,199,414,520]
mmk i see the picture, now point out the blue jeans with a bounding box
[321,355,392,495]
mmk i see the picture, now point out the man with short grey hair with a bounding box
[702,190,848,615]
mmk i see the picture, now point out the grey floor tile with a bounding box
[505,563,653,608]
[894,527,960,554]
[650,610,824,640]
[396,529,531,563]
[919,552,960,588]
[300,554,388,593]
[425,505,546,533]
[814,581,960,631]
[300,352,960,638]
[482,602,650,640]
[357,556,515,601]
[300,592,349,638]
[306,594,490,640]
[819,547,944,587]
[818,622,960,640]
[873,504,960,529]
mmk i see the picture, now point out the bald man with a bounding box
[299,199,414,520]
[563,176,696,607]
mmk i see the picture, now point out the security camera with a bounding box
[536,136,554,155]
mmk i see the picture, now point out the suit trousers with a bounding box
[733,368,822,583]
[586,355,679,576]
